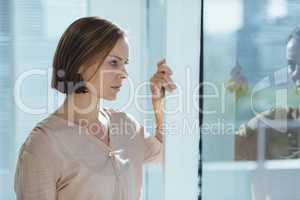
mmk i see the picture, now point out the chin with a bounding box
[103,95,117,101]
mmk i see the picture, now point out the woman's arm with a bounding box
[150,59,176,143]
[152,95,164,143]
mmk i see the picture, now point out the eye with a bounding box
[109,60,119,67]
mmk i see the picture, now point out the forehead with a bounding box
[109,37,129,58]
[287,38,300,60]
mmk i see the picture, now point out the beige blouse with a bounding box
[14,109,163,200]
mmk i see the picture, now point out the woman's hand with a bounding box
[150,59,176,141]
[150,59,176,100]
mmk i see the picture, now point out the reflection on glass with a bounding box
[203,0,300,199]
[235,107,300,160]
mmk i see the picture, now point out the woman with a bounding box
[14,16,176,200]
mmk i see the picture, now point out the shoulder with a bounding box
[16,121,62,180]
[19,118,60,158]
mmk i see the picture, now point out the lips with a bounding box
[111,85,121,89]
[111,86,121,91]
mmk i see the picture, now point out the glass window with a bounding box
[203,0,300,199]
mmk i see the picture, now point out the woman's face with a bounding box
[287,38,300,90]
[82,37,129,100]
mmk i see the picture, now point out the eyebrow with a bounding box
[108,55,129,64]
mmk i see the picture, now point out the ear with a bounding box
[78,66,84,74]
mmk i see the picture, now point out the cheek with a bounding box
[99,72,118,86]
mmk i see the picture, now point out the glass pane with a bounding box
[203,0,300,199]
[163,0,201,199]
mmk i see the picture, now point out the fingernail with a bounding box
[160,58,165,63]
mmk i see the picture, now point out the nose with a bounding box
[118,67,128,79]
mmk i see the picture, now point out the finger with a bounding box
[155,73,176,86]
[155,80,171,96]
[151,77,165,91]
[153,72,166,79]
[153,71,173,81]
[151,76,164,87]
[150,80,163,97]
[154,76,175,92]
[163,76,177,91]
[157,58,166,66]
[157,64,173,75]
[152,73,176,88]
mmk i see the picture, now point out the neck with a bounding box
[57,92,103,124]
